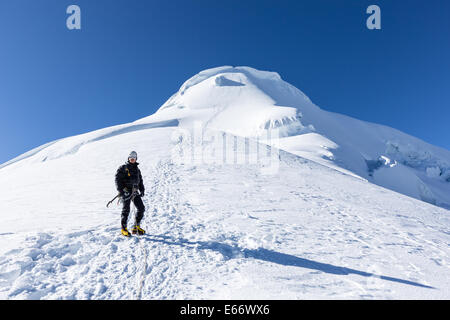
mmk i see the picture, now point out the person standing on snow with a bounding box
[115,151,146,236]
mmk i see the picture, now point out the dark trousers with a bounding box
[121,195,145,229]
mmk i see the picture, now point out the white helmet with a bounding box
[128,151,137,160]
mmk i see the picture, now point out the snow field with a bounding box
[1,127,448,299]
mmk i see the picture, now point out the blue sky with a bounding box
[0,0,449,164]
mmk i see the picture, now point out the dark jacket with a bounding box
[115,161,145,194]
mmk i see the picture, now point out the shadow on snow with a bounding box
[142,234,434,290]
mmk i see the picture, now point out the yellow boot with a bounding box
[132,225,145,235]
[121,228,131,237]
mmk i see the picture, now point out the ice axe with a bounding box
[106,193,121,208]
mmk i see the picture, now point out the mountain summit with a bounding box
[137,66,450,208]
[2,66,450,207]
[137,66,314,138]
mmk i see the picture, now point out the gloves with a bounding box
[140,190,145,197]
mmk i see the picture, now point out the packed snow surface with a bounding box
[0,66,449,299]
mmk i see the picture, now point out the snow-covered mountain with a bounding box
[0,66,449,299]
[138,66,450,209]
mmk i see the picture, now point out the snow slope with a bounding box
[137,66,450,208]
[0,66,449,299]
